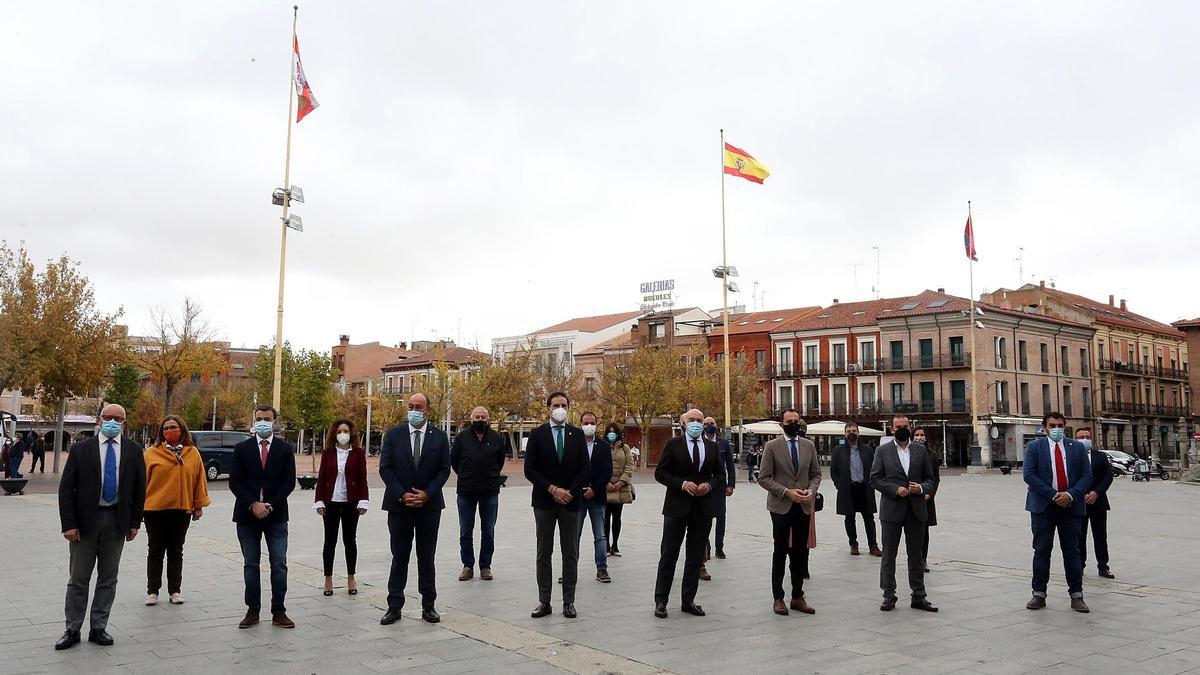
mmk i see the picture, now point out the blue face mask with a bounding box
[606,432,618,442]
[1047,428,1065,442]
[685,421,704,438]
[1079,438,1092,450]
[407,410,426,427]
[253,420,274,439]
[100,420,122,439]
[703,424,718,436]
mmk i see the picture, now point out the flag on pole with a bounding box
[722,142,770,184]
[293,36,319,122]
[963,213,978,261]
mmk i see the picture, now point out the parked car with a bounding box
[1100,449,1136,476]
[192,431,253,481]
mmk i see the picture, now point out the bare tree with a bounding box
[131,298,224,414]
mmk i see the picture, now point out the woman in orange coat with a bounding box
[142,415,211,606]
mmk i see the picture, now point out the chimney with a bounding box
[832,298,839,304]
[339,335,349,346]
[1108,295,1114,307]
[1120,299,1127,312]
[1039,280,1045,288]
[397,341,407,350]
[937,287,945,293]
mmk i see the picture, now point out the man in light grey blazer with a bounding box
[869,415,938,613]
[758,409,821,616]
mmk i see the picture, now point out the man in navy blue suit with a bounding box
[379,392,451,625]
[1075,427,1115,579]
[1023,411,1093,613]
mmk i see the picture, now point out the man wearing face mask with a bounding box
[652,409,725,619]
[758,409,821,616]
[55,404,146,650]
[1023,412,1092,612]
[379,393,451,625]
[831,422,880,557]
[575,411,614,583]
[451,406,507,582]
[525,392,590,618]
[913,428,940,574]
[869,415,938,612]
[229,405,296,629]
[1075,428,1114,580]
[702,416,736,566]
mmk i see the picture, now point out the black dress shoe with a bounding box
[654,603,668,618]
[422,607,441,623]
[88,628,114,646]
[880,598,897,611]
[562,603,577,618]
[681,603,706,616]
[910,599,939,612]
[715,549,726,559]
[55,630,81,650]
[531,603,552,618]
[1099,569,1115,579]
[380,608,401,625]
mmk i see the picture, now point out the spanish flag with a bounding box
[723,142,769,184]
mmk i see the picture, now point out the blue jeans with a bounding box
[236,520,288,613]
[1030,508,1083,598]
[8,456,22,478]
[576,499,607,570]
[457,494,499,569]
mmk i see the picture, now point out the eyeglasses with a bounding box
[100,415,125,423]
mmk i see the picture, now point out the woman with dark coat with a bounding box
[313,419,369,596]
[914,428,941,573]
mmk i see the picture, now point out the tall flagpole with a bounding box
[967,200,985,468]
[720,130,732,430]
[272,5,299,411]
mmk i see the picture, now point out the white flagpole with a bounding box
[272,6,299,411]
[720,130,732,431]
[967,200,986,468]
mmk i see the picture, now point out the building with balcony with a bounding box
[491,310,643,378]
[706,306,821,383]
[379,345,489,398]
[983,284,1191,460]
[331,335,417,392]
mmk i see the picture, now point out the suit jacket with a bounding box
[758,435,821,515]
[379,423,451,512]
[1085,448,1113,512]
[229,435,296,523]
[708,435,737,490]
[314,445,369,506]
[869,441,937,524]
[1023,437,1092,516]
[925,445,942,526]
[58,435,146,536]
[583,437,614,503]
[830,442,877,515]
[523,422,590,510]
[655,435,725,519]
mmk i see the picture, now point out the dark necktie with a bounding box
[260,440,269,468]
[555,426,564,462]
[412,430,422,466]
[1054,442,1067,491]
[789,439,799,472]
[102,439,117,503]
[691,439,701,472]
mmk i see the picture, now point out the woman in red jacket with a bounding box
[314,419,369,596]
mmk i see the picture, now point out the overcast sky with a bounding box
[4,1,1197,354]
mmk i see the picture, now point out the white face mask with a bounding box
[336,432,351,446]
[550,407,568,424]
[582,424,596,437]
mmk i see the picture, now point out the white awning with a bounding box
[806,420,884,437]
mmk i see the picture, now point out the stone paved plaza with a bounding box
[4,468,1200,674]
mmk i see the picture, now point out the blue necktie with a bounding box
[789,439,799,472]
[102,439,117,503]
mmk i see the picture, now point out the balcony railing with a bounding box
[1098,359,1189,380]
[772,360,880,378]
[878,353,972,371]
[1099,400,1189,417]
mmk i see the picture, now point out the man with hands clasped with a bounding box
[758,409,820,616]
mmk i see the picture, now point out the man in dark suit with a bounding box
[524,391,590,618]
[55,404,146,650]
[379,392,451,624]
[1024,411,1093,613]
[703,416,736,565]
[831,422,880,556]
[869,415,938,612]
[653,409,725,619]
[1074,428,1114,579]
[229,405,296,629]
[576,411,613,583]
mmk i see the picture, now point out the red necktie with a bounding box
[1053,442,1067,491]
[260,440,270,468]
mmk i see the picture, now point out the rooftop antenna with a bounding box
[1014,247,1024,284]
[846,263,862,297]
[871,246,881,299]
[752,281,760,311]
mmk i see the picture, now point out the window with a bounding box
[832,384,848,414]
[715,352,724,363]
[919,382,935,411]
[1018,340,1028,371]
[1116,383,1123,403]
[755,350,766,371]
[997,381,1009,413]
[1080,348,1089,376]
[1020,382,1031,415]
[994,336,1007,368]
[861,382,877,408]
[735,351,744,364]
[778,385,793,409]
[585,377,596,394]
[1083,387,1092,416]
[890,341,904,369]
[804,385,819,414]
[950,380,966,412]
[649,323,663,339]
[949,336,965,365]
[832,343,847,371]
[1098,341,1104,361]
[1063,385,1073,416]
[860,341,876,370]
[1040,343,1049,373]
[1042,384,1052,415]
[547,353,558,372]
[919,339,933,368]
[891,382,905,403]
[804,344,818,373]
[777,346,790,374]
[1061,345,1069,376]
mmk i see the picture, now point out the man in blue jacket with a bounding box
[1023,411,1092,613]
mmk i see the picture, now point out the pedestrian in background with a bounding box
[314,419,369,597]
[605,423,634,558]
[703,416,736,563]
[142,415,211,606]
[913,428,940,573]
[451,406,506,582]
[29,430,46,473]
[7,430,25,479]
[577,411,613,583]
[1075,427,1114,579]
[831,422,880,557]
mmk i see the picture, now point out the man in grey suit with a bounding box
[869,415,938,612]
[56,404,147,650]
[757,409,820,616]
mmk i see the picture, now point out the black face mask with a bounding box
[783,422,801,437]
[470,420,488,434]
[703,425,718,436]
[894,428,911,443]
[846,433,859,444]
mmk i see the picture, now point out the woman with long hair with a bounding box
[143,415,211,605]
[603,423,635,557]
[314,419,369,596]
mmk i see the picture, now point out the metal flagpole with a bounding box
[272,6,299,411]
[967,200,986,468]
[720,130,732,430]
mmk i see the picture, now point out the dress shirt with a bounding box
[687,434,706,467]
[586,438,594,460]
[850,444,864,483]
[1048,440,1071,501]
[98,434,121,506]
[896,442,922,493]
[314,445,370,511]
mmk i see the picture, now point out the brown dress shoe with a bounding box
[850,545,861,556]
[480,568,494,581]
[272,612,295,628]
[459,567,474,581]
[699,566,712,581]
[773,599,789,615]
[238,611,260,629]
[869,546,882,557]
[790,597,815,614]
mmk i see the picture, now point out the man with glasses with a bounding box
[55,404,146,650]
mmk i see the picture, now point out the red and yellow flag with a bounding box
[723,142,769,184]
